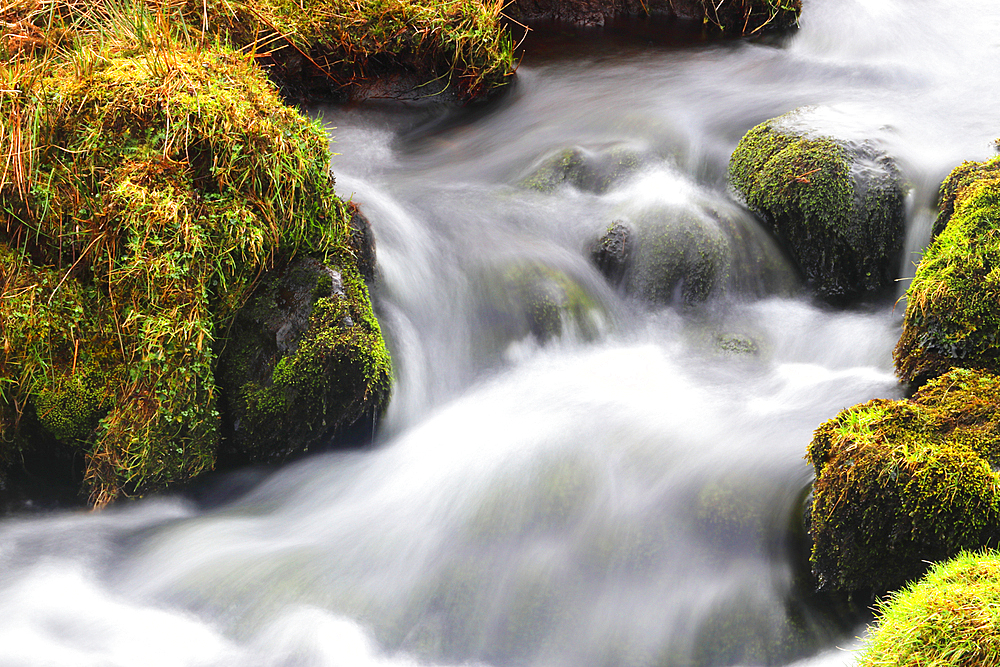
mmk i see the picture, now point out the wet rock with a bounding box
[511,0,800,32]
[347,202,378,282]
[894,155,1000,385]
[806,368,1000,597]
[729,107,907,303]
[519,145,646,194]
[477,260,607,348]
[217,257,392,465]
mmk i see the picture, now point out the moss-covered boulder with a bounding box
[729,108,906,302]
[894,156,1000,385]
[859,550,1000,666]
[0,13,390,504]
[806,368,1000,597]
[519,146,646,195]
[217,258,390,465]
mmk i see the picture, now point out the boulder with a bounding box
[806,368,1000,597]
[894,156,1000,385]
[729,108,906,303]
[217,257,391,466]
[477,260,607,348]
[519,145,646,195]
[511,0,800,33]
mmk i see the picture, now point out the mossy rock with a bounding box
[806,368,1000,597]
[589,210,731,306]
[894,156,1000,385]
[217,257,391,465]
[729,108,906,302]
[0,22,389,505]
[519,145,646,195]
[512,0,800,33]
[477,260,606,348]
[859,550,1000,666]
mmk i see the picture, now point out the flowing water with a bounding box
[3,0,1000,665]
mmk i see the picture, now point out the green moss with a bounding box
[1,11,387,505]
[500,262,602,342]
[520,146,644,194]
[895,156,1000,384]
[218,258,391,464]
[197,0,515,99]
[729,111,905,301]
[807,368,1000,596]
[859,550,1000,666]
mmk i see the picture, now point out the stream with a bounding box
[3,0,1000,665]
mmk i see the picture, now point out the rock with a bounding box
[477,260,607,348]
[858,551,1000,666]
[894,156,1000,385]
[217,257,392,466]
[729,108,907,303]
[347,201,378,282]
[806,368,1000,597]
[511,0,800,32]
[519,145,646,195]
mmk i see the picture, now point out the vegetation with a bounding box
[0,0,389,505]
[806,368,1000,597]
[895,156,1000,385]
[859,550,1000,666]
[198,0,517,99]
[700,0,801,34]
[729,110,905,302]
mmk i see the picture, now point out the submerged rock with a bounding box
[588,200,797,306]
[217,257,391,466]
[477,260,607,348]
[729,108,906,303]
[894,156,1000,385]
[806,368,1000,597]
[519,145,646,195]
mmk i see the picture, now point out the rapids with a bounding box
[3,0,1000,665]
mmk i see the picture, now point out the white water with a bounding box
[3,1,999,665]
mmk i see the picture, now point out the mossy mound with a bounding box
[729,109,906,303]
[1,17,389,504]
[198,0,516,99]
[806,368,1000,597]
[859,550,1000,666]
[519,146,646,195]
[894,156,1000,385]
[217,258,391,465]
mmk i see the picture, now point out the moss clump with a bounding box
[196,0,516,99]
[218,258,391,464]
[895,156,1000,385]
[729,110,905,302]
[1,7,387,505]
[859,550,1000,666]
[807,368,1000,596]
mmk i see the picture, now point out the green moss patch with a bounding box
[1,10,388,504]
[218,258,391,464]
[860,550,1000,666]
[729,110,905,302]
[199,0,516,99]
[895,156,1000,385]
[807,368,1000,596]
